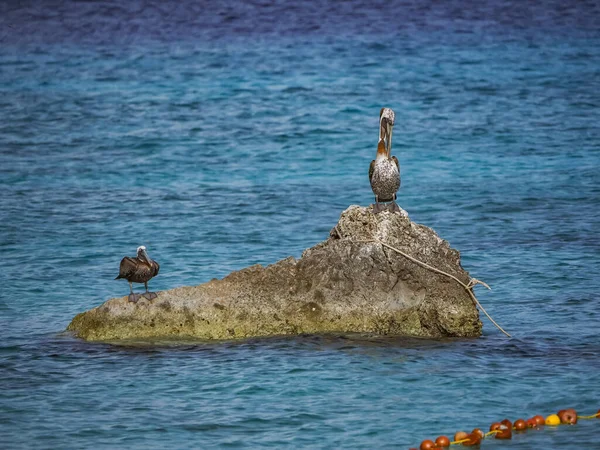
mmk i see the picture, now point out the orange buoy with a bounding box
[526,418,537,428]
[514,418,527,430]
[435,436,450,447]
[490,422,512,439]
[489,422,501,432]
[462,433,481,446]
[496,427,512,439]
[419,439,436,450]
[558,409,577,424]
[533,415,546,426]
[471,428,484,439]
[454,431,468,442]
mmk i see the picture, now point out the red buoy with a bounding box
[490,422,512,439]
[533,415,546,426]
[419,439,436,450]
[514,418,527,430]
[435,435,450,447]
[471,428,484,439]
[558,409,577,425]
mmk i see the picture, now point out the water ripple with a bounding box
[2,0,600,448]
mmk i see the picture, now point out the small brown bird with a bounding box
[115,245,160,303]
[369,107,400,213]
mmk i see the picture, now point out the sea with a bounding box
[1,0,599,448]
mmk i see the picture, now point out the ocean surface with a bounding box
[1,0,600,448]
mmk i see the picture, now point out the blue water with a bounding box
[1,1,600,448]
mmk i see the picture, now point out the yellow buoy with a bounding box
[546,414,561,426]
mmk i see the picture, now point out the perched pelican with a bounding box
[115,245,160,303]
[369,107,400,213]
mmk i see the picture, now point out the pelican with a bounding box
[369,107,400,213]
[115,245,160,303]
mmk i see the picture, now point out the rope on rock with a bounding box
[334,225,510,337]
[375,239,511,338]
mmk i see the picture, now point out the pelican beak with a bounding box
[386,121,393,157]
[141,249,150,262]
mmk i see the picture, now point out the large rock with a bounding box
[67,206,482,341]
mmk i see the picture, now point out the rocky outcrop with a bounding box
[67,205,482,341]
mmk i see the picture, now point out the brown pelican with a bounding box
[369,107,400,213]
[115,246,160,303]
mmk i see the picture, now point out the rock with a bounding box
[67,205,482,341]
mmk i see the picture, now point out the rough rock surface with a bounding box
[67,206,482,341]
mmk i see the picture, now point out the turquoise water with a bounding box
[1,1,600,448]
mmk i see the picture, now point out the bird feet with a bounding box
[128,293,142,303]
[372,202,402,214]
[142,292,158,300]
[372,203,385,214]
[388,201,402,213]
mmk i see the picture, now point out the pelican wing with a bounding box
[152,260,160,277]
[135,263,153,281]
[368,159,376,183]
[116,256,138,279]
[391,155,399,170]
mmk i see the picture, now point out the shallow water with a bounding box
[1,0,600,448]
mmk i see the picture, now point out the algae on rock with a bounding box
[67,205,483,341]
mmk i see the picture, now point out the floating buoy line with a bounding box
[412,408,600,449]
